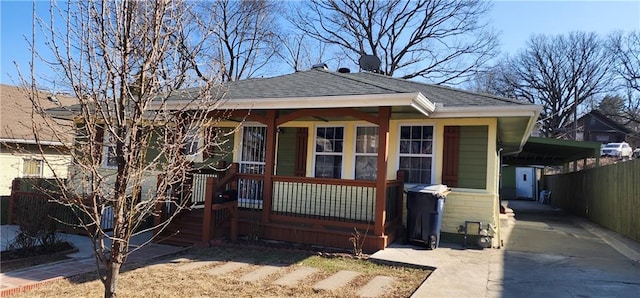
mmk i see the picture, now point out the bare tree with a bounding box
[289,0,498,84]
[500,32,613,137]
[274,32,326,72]
[195,0,280,81]
[466,62,518,98]
[607,31,640,132]
[17,1,238,297]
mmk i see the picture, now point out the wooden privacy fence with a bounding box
[542,159,640,243]
[8,178,115,234]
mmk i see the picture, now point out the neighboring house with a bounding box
[49,68,541,251]
[0,84,75,196]
[575,110,632,144]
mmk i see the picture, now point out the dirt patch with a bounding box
[1,242,76,272]
[10,245,431,297]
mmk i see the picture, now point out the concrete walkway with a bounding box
[371,200,640,297]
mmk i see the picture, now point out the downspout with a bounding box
[496,147,504,248]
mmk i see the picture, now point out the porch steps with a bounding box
[156,209,205,246]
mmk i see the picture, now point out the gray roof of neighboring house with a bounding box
[204,68,528,107]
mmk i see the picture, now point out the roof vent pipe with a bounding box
[311,63,328,70]
[337,67,351,73]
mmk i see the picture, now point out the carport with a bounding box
[500,137,602,201]
[502,137,602,169]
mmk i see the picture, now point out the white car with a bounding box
[600,142,633,159]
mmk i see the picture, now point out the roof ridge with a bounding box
[316,69,409,94]
[351,71,529,105]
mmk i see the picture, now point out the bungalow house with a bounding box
[49,68,541,251]
[0,84,74,197]
[155,67,541,250]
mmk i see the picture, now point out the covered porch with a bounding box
[154,105,422,252]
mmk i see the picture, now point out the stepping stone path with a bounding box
[313,270,361,291]
[358,276,397,298]
[239,265,283,282]
[207,261,250,276]
[170,260,397,297]
[273,266,319,287]
[176,260,215,271]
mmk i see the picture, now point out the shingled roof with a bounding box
[1,84,76,145]
[209,68,528,108]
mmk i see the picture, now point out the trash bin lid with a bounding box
[406,184,449,193]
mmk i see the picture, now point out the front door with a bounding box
[238,126,266,208]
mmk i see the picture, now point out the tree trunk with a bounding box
[104,261,122,298]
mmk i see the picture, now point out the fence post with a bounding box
[8,179,21,224]
[229,163,238,190]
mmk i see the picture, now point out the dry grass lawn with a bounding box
[12,245,432,297]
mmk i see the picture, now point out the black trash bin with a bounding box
[214,189,238,203]
[406,184,449,250]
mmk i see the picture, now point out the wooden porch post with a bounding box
[202,176,216,244]
[374,107,391,237]
[262,110,278,223]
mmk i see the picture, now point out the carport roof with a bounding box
[502,137,601,166]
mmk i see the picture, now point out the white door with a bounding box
[515,167,535,199]
[238,126,266,207]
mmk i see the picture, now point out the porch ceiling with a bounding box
[226,106,431,123]
[498,116,536,155]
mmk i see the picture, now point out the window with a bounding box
[314,126,344,178]
[183,127,200,157]
[355,126,378,180]
[23,158,43,177]
[102,132,118,168]
[398,125,433,184]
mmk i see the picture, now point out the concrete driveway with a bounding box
[492,200,640,297]
[371,200,640,297]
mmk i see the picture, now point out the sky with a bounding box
[1,1,639,87]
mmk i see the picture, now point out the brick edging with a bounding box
[0,276,64,297]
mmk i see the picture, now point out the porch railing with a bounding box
[158,163,406,248]
[191,173,220,206]
[236,173,265,209]
[271,176,376,223]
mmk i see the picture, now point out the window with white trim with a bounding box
[398,125,434,184]
[23,158,43,177]
[354,126,378,180]
[314,126,344,178]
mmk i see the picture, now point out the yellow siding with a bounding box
[441,190,500,247]
[0,152,71,196]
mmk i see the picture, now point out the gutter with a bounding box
[0,138,69,146]
[430,105,542,118]
[152,92,436,115]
